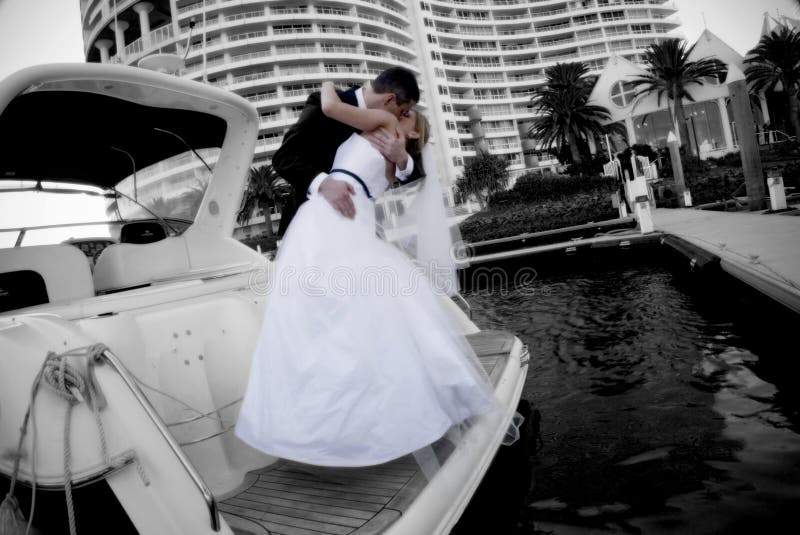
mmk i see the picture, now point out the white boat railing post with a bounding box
[99,349,221,532]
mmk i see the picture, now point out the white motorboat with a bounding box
[0,63,529,535]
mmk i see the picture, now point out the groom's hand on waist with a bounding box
[319,176,356,219]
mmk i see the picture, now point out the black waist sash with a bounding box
[329,169,373,199]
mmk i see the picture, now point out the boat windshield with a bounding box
[0,147,220,249]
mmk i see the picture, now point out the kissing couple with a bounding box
[235,67,498,467]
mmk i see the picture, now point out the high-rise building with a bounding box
[81,0,681,185]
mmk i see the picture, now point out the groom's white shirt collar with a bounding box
[307,84,413,199]
[355,87,366,109]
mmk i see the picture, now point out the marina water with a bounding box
[465,246,800,533]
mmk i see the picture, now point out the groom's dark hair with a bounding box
[372,67,420,106]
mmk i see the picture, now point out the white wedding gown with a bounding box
[235,134,496,467]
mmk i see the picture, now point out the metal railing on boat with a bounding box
[99,349,222,531]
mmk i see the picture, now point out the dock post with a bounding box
[767,168,788,211]
[728,66,766,211]
[667,131,688,207]
[631,174,654,234]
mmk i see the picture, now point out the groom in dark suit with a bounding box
[272,67,421,235]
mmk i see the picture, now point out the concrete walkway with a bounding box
[652,208,800,313]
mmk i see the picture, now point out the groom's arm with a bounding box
[272,92,329,198]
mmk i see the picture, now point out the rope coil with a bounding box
[1,344,149,535]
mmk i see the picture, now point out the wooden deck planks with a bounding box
[227,496,364,530]
[220,330,518,535]
[226,491,375,520]
[256,475,400,499]
[252,480,393,505]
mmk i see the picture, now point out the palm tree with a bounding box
[745,26,800,138]
[543,61,596,90]
[528,62,613,165]
[237,164,292,238]
[628,39,726,154]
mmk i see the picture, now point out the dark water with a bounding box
[464,246,800,534]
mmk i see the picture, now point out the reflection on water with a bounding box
[465,250,800,533]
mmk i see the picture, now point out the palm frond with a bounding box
[237,163,281,226]
[745,26,800,96]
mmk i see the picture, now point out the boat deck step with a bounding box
[219,330,517,535]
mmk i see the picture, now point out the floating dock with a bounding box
[464,217,656,266]
[651,208,800,314]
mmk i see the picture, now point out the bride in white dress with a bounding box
[235,82,496,467]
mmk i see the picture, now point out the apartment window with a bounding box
[609,40,632,52]
[636,38,656,50]
[475,88,506,99]
[601,11,626,22]
[446,120,456,130]
[442,103,453,113]
[577,29,603,40]
[449,138,460,149]
[464,41,497,51]
[427,34,437,44]
[472,72,504,83]
[467,57,501,66]
[438,85,449,95]
[420,2,430,11]
[434,67,446,78]
[574,14,598,25]
[452,156,464,167]
[585,58,608,70]
[580,43,607,55]
[272,24,313,34]
[431,51,442,61]
[424,18,433,27]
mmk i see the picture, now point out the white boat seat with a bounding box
[0,244,94,312]
[92,236,190,293]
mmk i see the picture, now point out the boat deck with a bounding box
[218,330,517,535]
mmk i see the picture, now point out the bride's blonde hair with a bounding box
[406,112,430,177]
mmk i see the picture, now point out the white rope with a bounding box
[3,344,150,535]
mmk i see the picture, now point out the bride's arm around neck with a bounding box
[320,81,396,133]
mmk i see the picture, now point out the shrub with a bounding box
[684,172,745,204]
[707,152,742,168]
[488,173,616,207]
[460,192,618,243]
[563,153,610,177]
[620,143,659,162]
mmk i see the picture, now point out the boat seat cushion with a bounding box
[0,244,94,311]
[93,237,190,293]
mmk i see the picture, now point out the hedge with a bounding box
[488,173,617,207]
[460,192,619,243]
